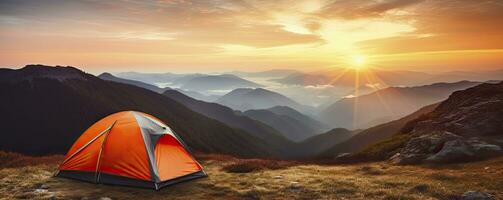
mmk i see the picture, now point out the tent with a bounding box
[56,111,206,190]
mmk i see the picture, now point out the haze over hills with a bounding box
[271,69,433,87]
[115,72,263,95]
[98,72,169,93]
[180,74,263,92]
[100,73,220,102]
[216,88,312,113]
[319,81,482,129]
[0,65,275,158]
[243,109,321,142]
[229,69,299,78]
[162,89,295,157]
[320,103,439,158]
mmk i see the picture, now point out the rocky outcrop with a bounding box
[390,81,503,164]
[461,191,495,200]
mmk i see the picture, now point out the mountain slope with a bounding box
[0,65,274,158]
[162,89,295,157]
[358,81,503,164]
[320,103,439,158]
[320,81,481,129]
[98,72,167,93]
[295,128,355,158]
[217,88,309,112]
[267,106,329,133]
[243,109,319,142]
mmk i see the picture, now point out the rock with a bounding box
[40,184,49,189]
[391,130,503,164]
[426,139,474,163]
[334,153,353,163]
[461,191,495,200]
[273,175,283,179]
[99,197,112,200]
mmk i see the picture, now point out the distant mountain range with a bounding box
[229,69,299,78]
[271,69,433,87]
[98,72,169,93]
[243,108,325,142]
[271,68,503,88]
[100,73,219,102]
[115,72,263,93]
[162,89,295,157]
[216,88,312,113]
[180,74,262,91]
[0,65,275,158]
[319,81,482,129]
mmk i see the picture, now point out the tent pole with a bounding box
[94,121,117,183]
[54,121,116,176]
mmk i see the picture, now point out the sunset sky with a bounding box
[1,0,503,73]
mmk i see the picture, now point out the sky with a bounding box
[1,0,503,73]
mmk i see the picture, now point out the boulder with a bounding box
[391,131,503,164]
[461,191,495,200]
[426,139,474,163]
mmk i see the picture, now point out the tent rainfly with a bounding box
[56,111,206,190]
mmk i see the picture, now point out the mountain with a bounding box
[180,74,262,91]
[115,71,186,85]
[387,81,503,164]
[267,106,330,134]
[99,73,219,102]
[422,69,503,84]
[320,103,439,158]
[271,69,433,87]
[319,81,482,129]
[0,65,275,158]
[296,128,355,158]
[98,72,168,93]
[216,88,310,112]
[243,109,320,142]
[230,69,299,78]
[162,89,295,157]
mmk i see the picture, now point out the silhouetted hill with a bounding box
[320,103,439,158]
[162,89,295,157]
[243,109,320,142]
[319,81,481,129]
[181,74,262,91]
[267,106,330,133]
[217,88,310,112]
[0,65,275,158]
[98,72,168,93]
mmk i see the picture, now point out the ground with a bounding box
[1,154,502,200]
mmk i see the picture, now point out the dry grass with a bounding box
[0,152,64,168]
[1,152,502,199]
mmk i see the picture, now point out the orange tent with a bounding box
[56,111,206,190]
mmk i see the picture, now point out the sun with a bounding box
[349,55,367,70]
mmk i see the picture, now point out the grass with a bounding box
[1,152,502,199]
[337,134,412,163]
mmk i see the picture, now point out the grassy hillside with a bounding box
[1,152,502,199]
